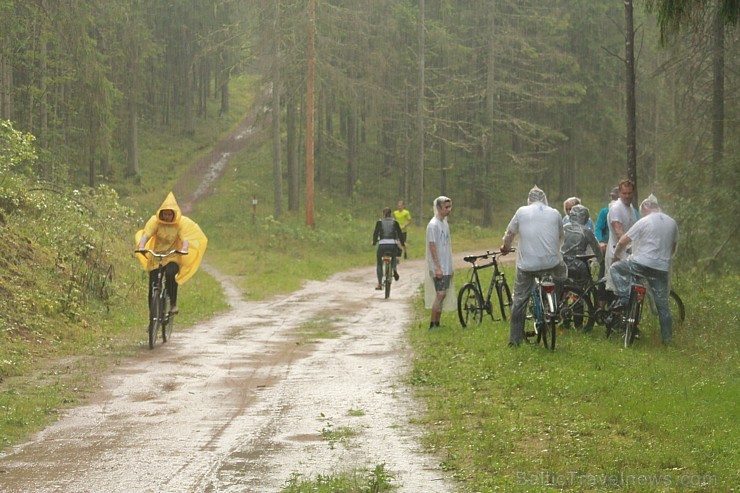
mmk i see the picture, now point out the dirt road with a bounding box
[0,260,454,492]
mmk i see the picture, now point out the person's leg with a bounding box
[392,254,399,280]
[148,270,157,306]
[509,269,534,345]
[609,260,632,306]
[430,275,448,327]
[164,262,180,310]
[635,265,672,344]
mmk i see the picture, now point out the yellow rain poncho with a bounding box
[135,192,208,285]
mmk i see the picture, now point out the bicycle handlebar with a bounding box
[463,248,515,264]
[135,249,188,259]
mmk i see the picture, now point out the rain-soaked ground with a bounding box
[0,260,456,492]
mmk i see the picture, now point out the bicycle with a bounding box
[135,249,186,349]
[457,250,513,327]
[573,255,685,335]
[382,253,393,299]
[605,278,647,348]
[524,274,558,350]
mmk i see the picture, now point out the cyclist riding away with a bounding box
[610,194,678,345]
[372,207,404,290]
[135,192,208,314]
[501,185,567,346]
[393,200,412,259]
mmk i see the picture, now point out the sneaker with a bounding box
[393,270,400,281]
[170,305,179,315]
[375,284,383,290]
[634,328,641,339]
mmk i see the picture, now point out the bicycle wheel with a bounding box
[540,289,557,350]
[148,287,161,349]
[559,285,595,332]
[624,294,642,348]
[457,283,483,327]
[524,290,543,344]
[384,259,392,299]
[669,290,685,324]
[496,280,513,321]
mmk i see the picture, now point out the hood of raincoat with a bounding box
[135,192,208,285]
[156,192,183,225]
[569,204,590,226]
[527,185,548,206]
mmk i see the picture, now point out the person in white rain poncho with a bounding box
[610,194,679,345]
[425,196,454,329]
[501,186,567,346]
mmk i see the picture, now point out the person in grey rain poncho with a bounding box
[561,204,602,290]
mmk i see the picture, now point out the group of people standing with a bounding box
[409,179,678,346]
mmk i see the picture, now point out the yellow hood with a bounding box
[135,192,208,285]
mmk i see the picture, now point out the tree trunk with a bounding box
[346,106,357,198]
[272,0,283,219]
[305,0,315,227]
[126,99,139,177]
[417,0,425,224]
[286,99,299,211]
[711,8,725,182]
[624,0,638,204]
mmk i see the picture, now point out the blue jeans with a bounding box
[376,244,398,284]
[509,262,567,345]
[611,260,672,344]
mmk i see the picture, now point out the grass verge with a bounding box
[407,271,739,492]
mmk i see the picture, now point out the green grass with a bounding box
[407,273,739,492]
[281,463,397,492]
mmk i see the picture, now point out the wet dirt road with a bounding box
[0,261,454,492]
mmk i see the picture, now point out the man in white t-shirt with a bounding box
[501,186,566,346]
[425,196,454,330]
[610,194,679,345]
[605,179,638,292]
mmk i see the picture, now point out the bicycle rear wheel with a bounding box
[559,285,595,332]
[524,291,543,344]
[383,259,392,299]
[496,281,513,321]
[624,294,642,348]
[457,283,483,327]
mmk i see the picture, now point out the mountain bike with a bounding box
[457,250,513,327]
[576,255,685,335]
[135,249,186,349]
[382,253,393,299]
[524,274,558,350]
[605,279,647,348]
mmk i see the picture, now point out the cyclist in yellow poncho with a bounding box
[135,192,207,313]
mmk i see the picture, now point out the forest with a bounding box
[0,0,738,271]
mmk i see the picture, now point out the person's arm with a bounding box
[586,230,603,264]
[372,221,381,245]
[501,229,516,253]
[611,220,625,242]
[137,233,150,250]
[428,241,442,278]
[612,233,631,264]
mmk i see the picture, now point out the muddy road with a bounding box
[0,260,455,492]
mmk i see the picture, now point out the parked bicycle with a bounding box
[135,249,186,349]
[457,250,513,327]
[381,253,394,299]
[524,274,558,350]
